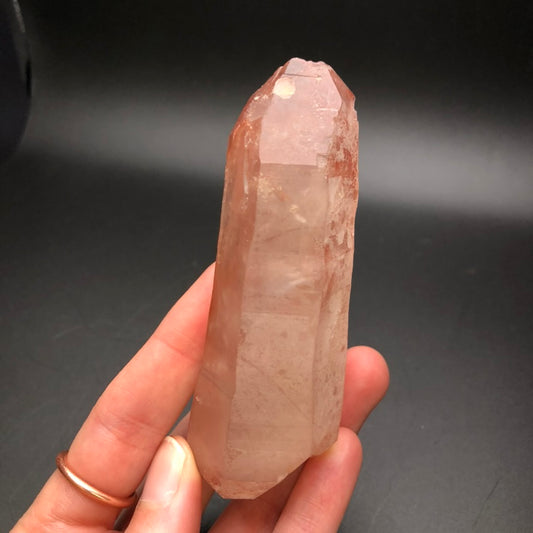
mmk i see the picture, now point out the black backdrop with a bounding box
[1,1,532,531]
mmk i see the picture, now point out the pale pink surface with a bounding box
[188,58,359,499]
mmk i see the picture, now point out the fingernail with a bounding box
[140,436,186,505]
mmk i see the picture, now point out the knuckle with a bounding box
[91,399,159,453]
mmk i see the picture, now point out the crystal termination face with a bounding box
[188,58,359,499]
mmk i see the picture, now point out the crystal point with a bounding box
[188,58,359,499]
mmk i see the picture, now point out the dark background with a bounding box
[1,1,532,531]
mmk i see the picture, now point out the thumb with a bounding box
[126,436,202,533]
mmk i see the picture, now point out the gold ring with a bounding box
[56,451,137,508]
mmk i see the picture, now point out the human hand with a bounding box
[12,264,389,532]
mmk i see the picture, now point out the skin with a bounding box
[12,264,389,533]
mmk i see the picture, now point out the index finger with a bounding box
[14,264,214,531]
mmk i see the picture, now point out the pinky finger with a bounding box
[125,436,202,533]
[273,428,362,533]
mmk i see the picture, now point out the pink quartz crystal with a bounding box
[188,58,359,499]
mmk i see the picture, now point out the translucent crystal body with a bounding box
[188,58,359,498]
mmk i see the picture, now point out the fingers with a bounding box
[341,345,390,431]
[13,264,214,532]
[209,469,302,533]
[273,428,362,533]
[209,346,388,532]
[69,263,214,491]
[125,436,202,533]
[172,413,215,510]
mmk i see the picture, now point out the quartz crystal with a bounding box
[188,58,359,499]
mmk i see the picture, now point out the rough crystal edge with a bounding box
[207,473,292,500]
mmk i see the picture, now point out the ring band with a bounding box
[56,451,137,508]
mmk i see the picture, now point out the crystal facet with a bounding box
[188,58,359,499]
